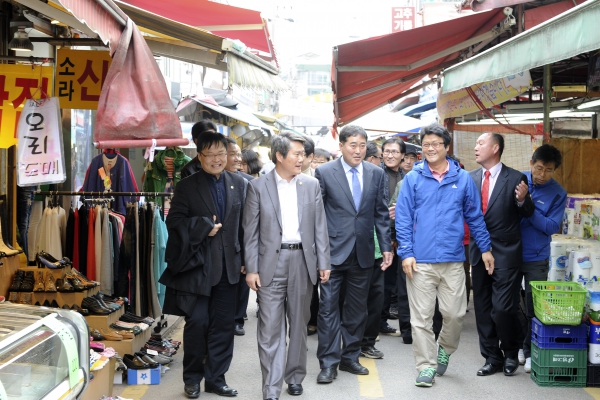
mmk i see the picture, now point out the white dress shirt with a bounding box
[480,162,502,203]
[275,171,301,243]
[340,157,364,195]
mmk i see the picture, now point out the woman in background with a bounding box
[240,149,262,178]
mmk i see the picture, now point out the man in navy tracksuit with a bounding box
[519,144,567,373]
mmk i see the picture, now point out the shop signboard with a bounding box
[437,70,532,121]
[17,97,66,186]
[0,65,53,148]
[54,49,112,110]
[392,7,415,32]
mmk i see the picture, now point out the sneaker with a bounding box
[360,346,384,359]
[518,349,525,365]
[524,357,531,373]
[379,323,401,337]
[415,367,436,387]
[436,345,450,376]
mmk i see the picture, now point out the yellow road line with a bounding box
[586,388,600,399]
[357,358,384,398]
[118,384,149,400]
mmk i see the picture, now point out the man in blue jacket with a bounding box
[520,144,567,373]
[396,123,494,387]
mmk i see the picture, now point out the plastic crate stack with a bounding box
[530,281,588,387]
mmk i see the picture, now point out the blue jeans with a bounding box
[16,186,35,260]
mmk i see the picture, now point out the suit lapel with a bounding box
[360,162,372,211]
[296,174,305,225]
[222,172,234,224]
[265,170,283,229]
[332,159,355,209]
[472,168,482,193]
[487,164,508,212]
[195,172,218,216]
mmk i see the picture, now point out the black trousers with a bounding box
[361,258,384,347]
[317,247,372,368]
[235,272,250,326]
[308,282,319,326]
[518,259,548,357]
[472,260,521,365]
[380,255,398,326]
[183,269,237,387]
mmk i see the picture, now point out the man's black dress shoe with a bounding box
[184,384,200,399]
[287,383,303,395]
[234,325,245,336]
[477,363,501,376]
[504,357,518,376]
[316,367,337,383]
[339,361,369,375]
[205,385,238,397]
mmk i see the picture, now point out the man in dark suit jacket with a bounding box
[160,132,246,399]
[315,125,393,384]
[469,132,534,377]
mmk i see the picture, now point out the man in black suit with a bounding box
[315,125,392,383]
[470,132,534,377]
[160,132,246,398]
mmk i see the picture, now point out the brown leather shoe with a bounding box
[99,328,123,341]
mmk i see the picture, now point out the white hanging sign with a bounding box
[17,97,66,186]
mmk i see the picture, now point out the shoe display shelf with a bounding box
[81,358,116,400]
[105,328,152,358]
[85,306,125,330]
[530,317,587,387]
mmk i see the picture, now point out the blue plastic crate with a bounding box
[531,317,587,349]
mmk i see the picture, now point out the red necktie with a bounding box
[482,170,491,214]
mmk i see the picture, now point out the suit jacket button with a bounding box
[276,250,279,253]
[280,232,282,235]
[219,246,222,250]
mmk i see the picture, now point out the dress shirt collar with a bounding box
[483,162,502,178]
[274,170,298,184]
[428,160,450,183]
[340,157,363,175]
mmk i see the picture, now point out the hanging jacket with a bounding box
[143,148,191,206]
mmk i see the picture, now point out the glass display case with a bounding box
[0,303,90,400]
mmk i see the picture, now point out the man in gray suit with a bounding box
[244,132,331,400]
[315,125,393,383]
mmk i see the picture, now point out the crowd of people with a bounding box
[158,120,567,399]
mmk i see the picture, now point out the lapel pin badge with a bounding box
[231,186,234,189]
[299,182,303,185]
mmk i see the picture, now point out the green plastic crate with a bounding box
[531,360,586,387]
[531,281,586,325]
[531,343,587,368]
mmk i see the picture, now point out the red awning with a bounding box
[120,0,273,55]
[333,9,508,127]
[524,0,588,29]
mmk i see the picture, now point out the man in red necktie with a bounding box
[470,133,534,378]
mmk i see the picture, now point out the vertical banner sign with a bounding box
[54,49,112,110]
[17,97,66,186]
[392,7,415,32]
[0,65,54,148]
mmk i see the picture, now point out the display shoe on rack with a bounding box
[0,218,22,257]
[19,271,35,292]
[65,274,85,292]
[8,270,25,292]
[45,273,57,292]
[19,292,33,305]
[113,330,134,340]
[90,329,105,341]
[99,328,123,341]
[38,251,71,267]
[70,268,98,288]
[62,304,71,310]
[94,294,120,310]
[123,354,150,370]
[110,323,142,335]
[138,348,173,364]
[114,353,127,371]
[33,271,45,292]
[56,277,74,292]
[8,292,19,303]
[71,304,89,316]
[82,297,111,315]
[134,352,159,369]
[35,253,67,269]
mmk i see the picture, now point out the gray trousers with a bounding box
[256,248,313,399]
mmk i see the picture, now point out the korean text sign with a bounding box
[17,97,66,186]
[0,65,53,148]
[55,49,112,110]
[392,7,415,32]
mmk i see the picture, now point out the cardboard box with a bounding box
[84,307,125,330]
[104,328,151,356]
[81,358,115,400]
[127,366,161,385]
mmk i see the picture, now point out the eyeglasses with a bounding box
[421,142,444,149]
[201,151,227,160]
[383,150,402,156]
[228,152,242,158]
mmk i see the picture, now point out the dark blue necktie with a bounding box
[351,167,361,211]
